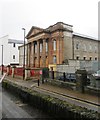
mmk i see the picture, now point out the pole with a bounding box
[22,28,25,80]
[1,45,3,75]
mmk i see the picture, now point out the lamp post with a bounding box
[22,28,25,80]
[1,45,3,75]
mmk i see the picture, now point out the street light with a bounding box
[1,45,3,75]
[22,28,25,80]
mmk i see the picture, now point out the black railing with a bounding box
[48,71,76,83]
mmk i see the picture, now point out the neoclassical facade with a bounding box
[19,22,99,68]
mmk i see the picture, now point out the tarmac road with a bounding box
[2,85,32,119]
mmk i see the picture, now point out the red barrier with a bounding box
[30,70,34,76]
[14,67,23,76]
[3,66,7,73]
[9,67,12,75]
[30,69,40,77]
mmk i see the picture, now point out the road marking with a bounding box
[30,83,37,88]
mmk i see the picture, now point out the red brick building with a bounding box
[19,22,99,69]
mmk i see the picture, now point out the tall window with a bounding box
[53,40,56,51]
[76,43,79,50]
[89,45,92,51]
[46,41,48,52]
[13,55,15,59]
[83,44,86,51]
[35,44,37,53]
[13,43,16,47]
[53,56,56,64]
[40,43,43,52]
[94,46,97,53]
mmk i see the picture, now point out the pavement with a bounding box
[1,75,100,112]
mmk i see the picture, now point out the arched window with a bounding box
[53,39,56,51]
[89,44,92,51]
[46,41,48,52]
[83,44,86,51]
[76,42,79,50]
[40,43,43,52]
[53,56,56,64]
[94,45,97,53]
[35,43,37,53]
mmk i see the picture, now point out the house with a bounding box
[0,35,24,66]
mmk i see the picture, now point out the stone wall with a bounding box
[57,60,98,73]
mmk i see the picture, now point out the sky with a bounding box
[0,0,99,40]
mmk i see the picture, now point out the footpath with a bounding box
[3,76,99,105]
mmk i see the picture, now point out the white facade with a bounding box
[0,35,24,66]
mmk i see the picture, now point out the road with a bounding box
[0,84,55,119]
[1,84,32,118]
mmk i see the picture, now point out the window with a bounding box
[13,43,16,47]
[76,43,79,50]
[95,57,97,60]
[13,55,15,59]
[40,43,43,52]
[76,56,79,60]
[53,40,56,51]
[46,41,48,52]
[90,57,92,60]
[35,44,37,53]
[89,45,92,51]
[83,57,86,60]
[53,56,56,64]
[83,44,86,51]
[94,46,97,53]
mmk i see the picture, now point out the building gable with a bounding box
[26,26,44,39]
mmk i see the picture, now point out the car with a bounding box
[93,70,100,77]
[92,70,100,80]
[56,73,76,82]
[66,74,76,82]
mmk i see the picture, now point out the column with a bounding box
[32,42,35,67]
[30,42,33,67]
[26,44,28,67]
[27,43,30,67]
[37,40,40,67]
[42,39,46,67]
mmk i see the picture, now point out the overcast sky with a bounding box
[0,0,99,40]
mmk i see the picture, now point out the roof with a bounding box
[8,39,24,44]
[26,26,44,38]
[73,32,98,41]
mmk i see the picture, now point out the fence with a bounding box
[48,71,76,83]
[0,65,42,80]
[14,67,23,76]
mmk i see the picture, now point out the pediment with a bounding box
[26,26,43,38]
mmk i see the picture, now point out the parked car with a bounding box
[56,73,76,82]
[66,74,76,82]
[93,70,100,77]
[92,70,100,80]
